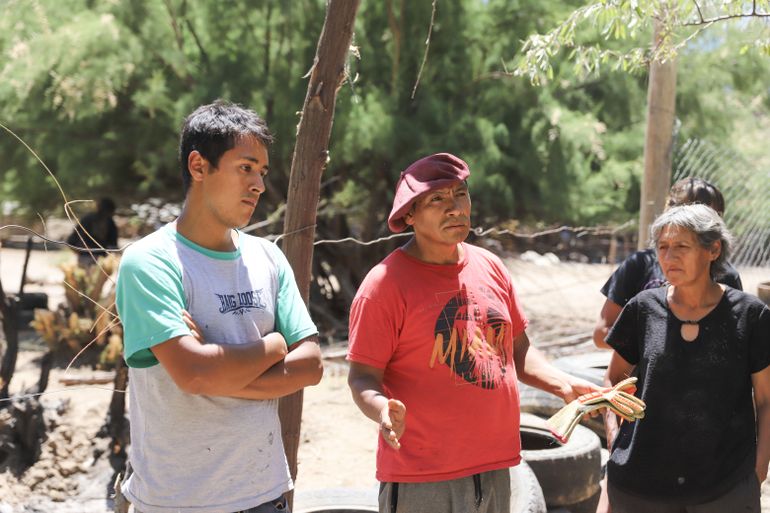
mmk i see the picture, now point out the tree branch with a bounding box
[264,2,272,79]
[161,0,195,87]
[682,10,770,26]
[693,0,705,23]
[184,17,210,71]
[386,0,403,95]
[161,0,185,52]
[411,0,437,99]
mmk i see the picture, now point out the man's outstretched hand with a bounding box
[379,399,406,450]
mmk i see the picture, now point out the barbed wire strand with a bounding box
[0,385,125,404]
[4,219,636,252]
[2,223,633,402]
[0,224,129,253]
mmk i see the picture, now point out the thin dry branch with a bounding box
[62,317,121,375]
[411,0,437,99]
[682,7,770,26]
[693,0,705,23]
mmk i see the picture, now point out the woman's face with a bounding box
[656,225,720,287]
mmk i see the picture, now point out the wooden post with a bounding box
[638,18,677,249]
[607,236,617,265]
[19,236,32,296]
[278,0,361,504]
[0,275,19,400]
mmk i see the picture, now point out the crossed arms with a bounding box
[150,311,323,400]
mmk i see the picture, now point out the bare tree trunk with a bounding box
[638,18,677,249]
[279,0,360,505]
[387,0,405,95]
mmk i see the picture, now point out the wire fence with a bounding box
[673,138,770,268]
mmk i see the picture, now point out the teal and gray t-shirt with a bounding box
[116,223,317,513]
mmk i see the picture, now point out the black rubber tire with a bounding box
[519,414,602,508]
[518,384,606,441]
[293,487,379,513]
[12,292,48,311]
[555,490,601,513]
[510,460,547,513]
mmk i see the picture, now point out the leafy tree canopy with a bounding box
[0,0,768,232]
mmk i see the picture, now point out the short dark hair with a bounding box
[179,100,274,194]
[667,177,725,216]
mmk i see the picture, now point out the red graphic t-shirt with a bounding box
[347,243,527,482]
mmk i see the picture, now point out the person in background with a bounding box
[67,197,118,267]
[593,177,742,349]
[604,204,769,512]
[347,153,602,513]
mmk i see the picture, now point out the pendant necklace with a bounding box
[669,283,721,343]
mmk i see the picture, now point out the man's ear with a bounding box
[187,150,209,183]
[403,204,416,226]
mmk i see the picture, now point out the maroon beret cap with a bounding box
[387,153,470,233]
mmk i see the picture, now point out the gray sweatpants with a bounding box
[378,468,511,513]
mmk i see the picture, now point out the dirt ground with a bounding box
[0,247,768,512]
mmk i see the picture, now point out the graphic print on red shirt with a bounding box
[430,287,513,389]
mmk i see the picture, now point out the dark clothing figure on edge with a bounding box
[67,197,118,266]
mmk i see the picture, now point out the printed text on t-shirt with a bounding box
[215,289,267,315]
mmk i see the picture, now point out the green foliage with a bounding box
[0,0,769,232]
[0,0,322,217]
[515,0,770,85]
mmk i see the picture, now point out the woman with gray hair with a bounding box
[603,204,770,512]
[593,177,742,350]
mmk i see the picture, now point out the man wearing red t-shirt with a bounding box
[347,153,601,513]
